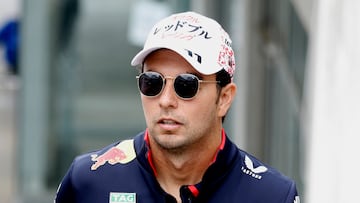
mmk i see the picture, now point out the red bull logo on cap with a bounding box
[91,139,136,170]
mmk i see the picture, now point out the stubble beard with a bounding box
[148,116,218,156]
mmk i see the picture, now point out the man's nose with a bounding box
[158,80,178,108]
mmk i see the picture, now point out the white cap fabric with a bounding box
[131,11,236,77]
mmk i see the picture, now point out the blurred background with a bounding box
[0,0,359,202]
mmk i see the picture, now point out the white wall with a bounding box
[0,0,20,25]
[294,0,360,202]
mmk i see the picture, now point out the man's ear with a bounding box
[217,83,237,117]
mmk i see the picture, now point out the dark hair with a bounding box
[215,69,232,123]
[216,69,232,87]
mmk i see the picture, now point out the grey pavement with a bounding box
[0,68,18,203]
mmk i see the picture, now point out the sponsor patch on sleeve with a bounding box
[90,139,136,170]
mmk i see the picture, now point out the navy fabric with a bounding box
[55,131,299,203]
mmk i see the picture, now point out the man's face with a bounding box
[140,49,224,153]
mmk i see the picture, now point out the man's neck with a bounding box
[148,130,223,201]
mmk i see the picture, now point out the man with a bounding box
[55,11,300,203]
[0,19,19,74]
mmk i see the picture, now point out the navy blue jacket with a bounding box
[55,130,299,203]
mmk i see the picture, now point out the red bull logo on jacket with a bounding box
[91,139,136,170]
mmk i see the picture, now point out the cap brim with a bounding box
[131,47,162,67]
[131,45,194,70]
[131,44,221,75]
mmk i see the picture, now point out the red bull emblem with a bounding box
[91,139,136,170]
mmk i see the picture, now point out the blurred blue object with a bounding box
[0,19,19,75]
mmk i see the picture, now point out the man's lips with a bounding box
[157,118,183,130]
[159,119,179,124]
[158,118,182,124]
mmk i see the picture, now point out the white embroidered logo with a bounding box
[294,196,300,203]
[109,192,136,203]
[241,155,268,179]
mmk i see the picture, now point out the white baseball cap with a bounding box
[131,11,236,78]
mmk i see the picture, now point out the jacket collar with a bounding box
[133,129,240,199]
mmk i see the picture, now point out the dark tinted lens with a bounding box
[174,74,199,99]
[138,72,164,96]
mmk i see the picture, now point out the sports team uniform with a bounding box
[55,129,300,203]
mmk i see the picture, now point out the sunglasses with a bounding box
[136,71,220,100]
